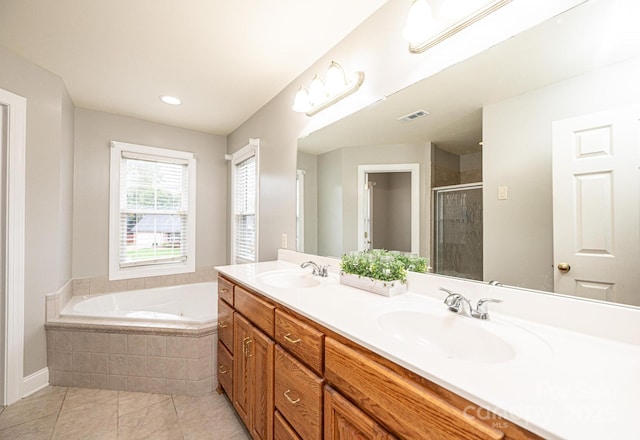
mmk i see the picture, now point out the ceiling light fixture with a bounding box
[404,0,512,54]
[292,61,365,116]
[160,95,182,105]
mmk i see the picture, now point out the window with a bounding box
[109,141,196,280]
[231,139,259,264]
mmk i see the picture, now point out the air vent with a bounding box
[397,110,429,122]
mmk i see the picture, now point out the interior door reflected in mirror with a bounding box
[296,0,640,307]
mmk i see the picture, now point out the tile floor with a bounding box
[0,386,250,439]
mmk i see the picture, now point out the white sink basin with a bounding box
[372,300,552,364]
[256,269,324,289]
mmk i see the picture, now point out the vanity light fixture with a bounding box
[160,95,182,105]
[404,0,512,54]
[292,61,365,116]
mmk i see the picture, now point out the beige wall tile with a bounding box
[91,353,109,374]
[72,352,90,372]
[146,378,167,395]
[52,371,72,386]
[90,277,110,295]
[186,378,211,396]
[72,279,90,296]
[109,334,127,354]
[186,357,211,381]
[127,356,146,377]
[126,277,145,291]
[53,351,72,372]
[166,358,186,380]
[90,332,110,353]
[91,374,110,389]
[175,273,192,285]
[55,331,72,351]
[166,336,186,358]
[147,335,166,357]
[144,275,176,289]
[72,332,92,352]
[127,376,147,393]
[186,336,211,359]
[165,379,186,395]
[109,354,128,376]
[46,330,55,351]
[127,334,147,355]
[145,357,167,378]
[108,375,127,391]
[72,372,91,388]
[108,279,128,293]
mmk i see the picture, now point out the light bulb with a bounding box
[292,86,310,113]
[402,0,435,43]
[324,62,347,97]
[307,74,327,106]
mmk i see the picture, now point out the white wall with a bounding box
[483,56,640,291]
[0,46,74,376]
[73,108,228,279]
[227,0,581,261]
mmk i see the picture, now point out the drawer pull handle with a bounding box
[219,288,229,294]
[218,321,228,329]
[219,364,228,374]
[284,389,300,405]
[284,333,301,344]
[242,337,251,357]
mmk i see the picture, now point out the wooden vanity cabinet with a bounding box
[217,276,235,399]
[324,385,395,440]
[274,346,324,440]
[274,410,302,440]
[324,338,505,440]
[233,309,275,440]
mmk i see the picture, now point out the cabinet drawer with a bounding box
[218,299,234,352]
[235,286,275,337]
[218,276,234,305]
[275,309,324,375]
[217,340,233,399]
[325,338,504,440]
[274,410,302,440]
[275,346,323,440]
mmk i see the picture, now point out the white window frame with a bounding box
[230,138,260,264]
[109,141,196,280]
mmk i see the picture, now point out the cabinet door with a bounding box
[233,313,253,429]
[324,386,395,440]
[250,326,275,440]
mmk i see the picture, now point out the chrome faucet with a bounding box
[300,261,330,277]
[440,288,502,320]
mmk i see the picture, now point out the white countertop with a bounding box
[216,259,640,440]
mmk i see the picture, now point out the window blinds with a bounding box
[119,154,189,267]
[234,155,256,263]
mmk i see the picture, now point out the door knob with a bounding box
[557,263,571,273]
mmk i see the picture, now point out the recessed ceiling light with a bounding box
[160,95,182,105]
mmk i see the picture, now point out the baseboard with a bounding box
[22,367,49,398]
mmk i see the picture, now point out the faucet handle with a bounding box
[474,298,503,320]
[320,265,330,277]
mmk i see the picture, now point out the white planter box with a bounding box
[339,272,407,297]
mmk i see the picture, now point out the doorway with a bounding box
[433,183,483,280]
[0,88,27,405]
[357,164,420,254]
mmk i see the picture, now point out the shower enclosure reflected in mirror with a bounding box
[296,0,640,307]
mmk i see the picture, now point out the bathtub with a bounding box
[47,281,220,396]
[60,281,218,325]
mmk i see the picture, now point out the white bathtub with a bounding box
[60,281,218,325]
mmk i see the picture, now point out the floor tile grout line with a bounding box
[48,386,69,440]
[170,394,187,440]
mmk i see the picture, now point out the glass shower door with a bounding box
[434,184,483,280]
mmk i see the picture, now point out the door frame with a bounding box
[357,163,419,253]
[0,88,26,406]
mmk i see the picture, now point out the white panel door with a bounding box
[552,107,640,306]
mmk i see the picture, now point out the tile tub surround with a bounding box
[45,325,218,397]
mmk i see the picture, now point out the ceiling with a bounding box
[298,0,640,156]
[0,0,388,135]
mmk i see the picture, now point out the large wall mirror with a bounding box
[296,0,640,308]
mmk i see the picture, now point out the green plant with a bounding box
[340,250,429,283]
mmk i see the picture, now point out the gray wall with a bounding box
[483,56,640,291]
[0,46,74,376]
[317,148,343,257]
[73,108,228,279]
[296,152,318,255]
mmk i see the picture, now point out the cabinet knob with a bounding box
[219,364,228,374]
[218,321,228,329]
[219,287,229,294]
